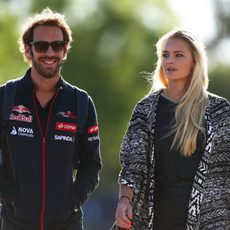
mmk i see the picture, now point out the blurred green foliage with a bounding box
[0,6,26,82]
[209,65,230,101]
[0,0,229,192]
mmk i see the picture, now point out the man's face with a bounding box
[28,25,67,79]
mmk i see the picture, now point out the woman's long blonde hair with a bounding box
[150,29,209,156]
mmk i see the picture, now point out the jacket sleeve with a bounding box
[201,98,230,228]
[73,96,102,208]
[0,86,17,204]
[118,99,151,196]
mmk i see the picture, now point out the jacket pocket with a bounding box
[66,183,75,214]
[13,190,40,221]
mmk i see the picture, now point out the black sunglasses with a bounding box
[29,40,67,53]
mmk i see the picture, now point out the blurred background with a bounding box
[0,0,230,229]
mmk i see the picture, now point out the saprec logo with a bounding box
[54,135,74,142]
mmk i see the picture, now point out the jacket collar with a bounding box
[20,68,65,95]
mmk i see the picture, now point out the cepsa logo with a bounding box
[56,122,77,133]
[10,105,33,123]
[88,125,99,134]
[87,125,99,142]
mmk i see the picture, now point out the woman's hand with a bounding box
[115,196,133,229]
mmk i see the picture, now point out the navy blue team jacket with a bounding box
[0,69,102,229]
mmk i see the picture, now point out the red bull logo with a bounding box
[10,105,32,123]
[12,105,31,114]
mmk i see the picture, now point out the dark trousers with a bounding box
[0,216,84,230]
[1,218,19,230]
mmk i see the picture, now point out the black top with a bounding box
[153,94,205,230]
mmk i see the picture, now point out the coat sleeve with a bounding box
[73,96,102,208]
[200,98,230,228]
[118,99,151,196]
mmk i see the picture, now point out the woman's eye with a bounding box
[162,53,168,58]
[176,53,184,57]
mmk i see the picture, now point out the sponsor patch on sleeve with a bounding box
[88,125,99,134]
[88,135,99,141]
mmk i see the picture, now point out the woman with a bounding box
[112,29,230,229]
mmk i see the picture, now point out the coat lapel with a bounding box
[146,90,162,229]
[186,98,213,230]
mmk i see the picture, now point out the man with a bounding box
[0,8,101,230]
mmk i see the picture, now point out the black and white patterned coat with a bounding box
[113,90,230,230]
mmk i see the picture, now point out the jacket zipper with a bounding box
[33,90,58,230]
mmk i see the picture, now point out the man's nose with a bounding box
[45,46,55,55]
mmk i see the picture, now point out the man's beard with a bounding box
[32,57,62,79]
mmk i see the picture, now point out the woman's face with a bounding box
[161,38,195,85]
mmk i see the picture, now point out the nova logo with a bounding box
[54,135,74,142]
[10,126,34,138]
[11,127,17,135]
[18,127,33,134]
